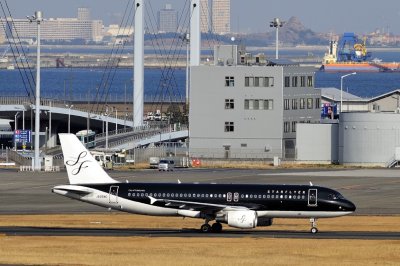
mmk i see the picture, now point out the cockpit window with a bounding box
[328,193,344,200]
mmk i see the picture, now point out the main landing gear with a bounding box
[200,222,222,233]
[310,218,318,234]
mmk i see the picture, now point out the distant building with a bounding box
[0,8,103,42]
[77,7,91,21]
[189,45,320,159]
[211,0,230,34]
[200,0,210,33]
[158,4,178,33]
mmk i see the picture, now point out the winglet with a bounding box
[148,196,158,205]
[309,181,313,186]
[177,179,181,184]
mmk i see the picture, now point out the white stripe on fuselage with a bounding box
[53,185,351,219]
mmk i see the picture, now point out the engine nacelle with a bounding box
[225,210,258,229]
[257,217,273,227]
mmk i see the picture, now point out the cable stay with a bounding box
[0,0,36,104]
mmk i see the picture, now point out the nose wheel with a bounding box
[310,218,318,234]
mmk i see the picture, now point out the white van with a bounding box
[158,159,175,171]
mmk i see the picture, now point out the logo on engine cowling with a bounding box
[239,215,247,223]
[65,151,90,175]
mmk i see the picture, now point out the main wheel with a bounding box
[311,227,318,234]
[200,224,212,233]
[211,223,223,233]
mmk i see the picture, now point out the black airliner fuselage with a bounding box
[53,182,356,233]
[53,134,356,233]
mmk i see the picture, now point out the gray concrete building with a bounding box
[189,45,321,159]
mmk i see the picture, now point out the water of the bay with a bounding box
[0,48,399,101]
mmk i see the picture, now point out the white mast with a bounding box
[190,0,200,66]
[134,0,144,127]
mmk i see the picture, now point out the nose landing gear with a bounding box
[310,218,318,234]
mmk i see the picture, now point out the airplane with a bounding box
[52,133,356,234]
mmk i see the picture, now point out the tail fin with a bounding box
[59,133,118,185]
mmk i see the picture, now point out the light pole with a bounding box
[66,104,74,133]
[269,18,284,60]
[22,108,25,130]
[48,102,52,147]
[105,105,109,151]
[114,107,118,132]
[14,112,20,151]
[340,72,357,113]
[28,11,43,171]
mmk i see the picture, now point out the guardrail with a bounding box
[0,96,134,122]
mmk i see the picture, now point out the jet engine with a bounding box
[217,210,258,229]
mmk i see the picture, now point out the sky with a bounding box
[3,0,400,34]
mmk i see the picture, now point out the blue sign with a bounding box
[321,103,338,119]
[14,130,32,143]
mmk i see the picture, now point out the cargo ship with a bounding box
[320,33,400,72]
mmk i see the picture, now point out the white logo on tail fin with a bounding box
[59,133,118,185]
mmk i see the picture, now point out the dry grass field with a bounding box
[0,214,399,265]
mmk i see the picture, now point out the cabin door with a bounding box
[109,186,119,203]
[308,189,317,207]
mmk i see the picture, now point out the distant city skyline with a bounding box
[4,0,400,35]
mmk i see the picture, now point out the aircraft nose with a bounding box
[342,200,356,212]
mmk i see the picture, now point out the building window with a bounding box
[225,122,234,132]
[284,121,290,133]
[244,99,249,109]
[248,99,254,110]
[245,99,274,110]
[225,99,234,109]
[300,98,305,109]
[284,76,290,87]
[246,77,254,87]
[292,76,298,87]
[284,99,290,110]
[254,77,261,87]
[315,98,320,109]
[307,98,313,109]
[225,76,235,87]
[258,99,264,110]
[245,77,250,87]
[292,121,297,132]
[307,76,313,87]
[291,99,298,110]
[267,99,274,110]
[300,76,306,87]
[264,77,274,87]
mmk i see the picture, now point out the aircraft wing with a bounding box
[148,196,263,212]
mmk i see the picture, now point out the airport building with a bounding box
[158,4,178,33]
[189,45,320,159]
[0,8,103,43]
[297,89,400,166]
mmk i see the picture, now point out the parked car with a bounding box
[158,159,174,171]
